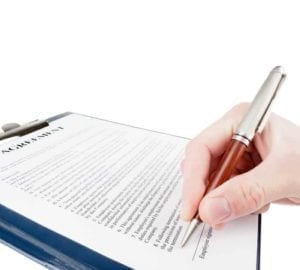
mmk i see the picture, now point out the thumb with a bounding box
[198,157,289,225]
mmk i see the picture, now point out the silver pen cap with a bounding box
[233,66,286,145]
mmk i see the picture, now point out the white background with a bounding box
[0,1,299,269]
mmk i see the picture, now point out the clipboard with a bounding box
[0,112,261,270]
[0,112,130,269]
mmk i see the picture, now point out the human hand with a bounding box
[181,103,300,228]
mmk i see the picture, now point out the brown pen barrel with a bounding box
[205,139,248,194]
[195,139,248,221]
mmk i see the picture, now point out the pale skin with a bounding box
[181,103,300,228]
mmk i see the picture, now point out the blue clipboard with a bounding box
[0,112,261,270]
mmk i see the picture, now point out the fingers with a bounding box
[252,203,270,214]
[181,103,250,220]
[289,198,300,204]
[180,144,210,220]
[211,204,270,231]
[198,157,290,226]
[181,105,300,226]
[185,103,250,158]
[276,198,300,204]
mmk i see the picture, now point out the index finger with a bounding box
[181,103,249,221]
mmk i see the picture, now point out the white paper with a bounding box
[0,114,259,269]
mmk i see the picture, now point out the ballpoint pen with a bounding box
[180,66,286,247]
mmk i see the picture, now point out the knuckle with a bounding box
[223,103,251,132]
[226,103,250,120]
[185,136,202,156]
[234,181,266,212]
[230,102,250,114]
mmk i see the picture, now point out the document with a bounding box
[0,114,259,269]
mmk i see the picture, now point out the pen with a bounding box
[180,66,286,247]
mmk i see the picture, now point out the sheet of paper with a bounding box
[0,114,259,269]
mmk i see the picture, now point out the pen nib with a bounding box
[180,219,200,247]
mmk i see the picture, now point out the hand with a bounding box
[181,103,300,228]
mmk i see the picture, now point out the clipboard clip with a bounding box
[0,120,49,141]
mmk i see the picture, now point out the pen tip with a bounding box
[180,219,200,248]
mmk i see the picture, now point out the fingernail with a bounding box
[204,197,231,223]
